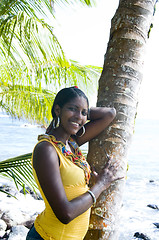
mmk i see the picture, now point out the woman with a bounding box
[26,86,122,240]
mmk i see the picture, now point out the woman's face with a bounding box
[57,96,88,136]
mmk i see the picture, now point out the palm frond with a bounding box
[0,12,66,66]
[0,84,54,125]
[0,0,54,21]
[0,59,101,125]
[0,153,37,192]
[48,0,95,8]
[0,0,95,63]
[0,0,99,198]
[0,189,17,198]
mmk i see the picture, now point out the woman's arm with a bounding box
[75,107,116,146]
[33,141,121,225]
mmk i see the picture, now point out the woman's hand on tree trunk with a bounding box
[91,156,124,191]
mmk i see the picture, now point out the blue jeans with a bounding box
[26,225,44,240]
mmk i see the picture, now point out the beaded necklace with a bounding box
[38,134,91,185]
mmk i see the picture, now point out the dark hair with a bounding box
[51,87,89,118]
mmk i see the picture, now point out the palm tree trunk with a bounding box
[84,0,156,239]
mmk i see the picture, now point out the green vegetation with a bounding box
[0,0,101,192]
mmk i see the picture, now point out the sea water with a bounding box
[0,112,159,240]
[0,113,45,161]
[119,118,159,240]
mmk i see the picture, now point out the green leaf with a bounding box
[0,153,38,192]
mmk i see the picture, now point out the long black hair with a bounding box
[51,87,89,119]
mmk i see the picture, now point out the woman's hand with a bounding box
[91,155,124,191]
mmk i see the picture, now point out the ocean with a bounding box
[0,112,159,240]
[119,117,159,240]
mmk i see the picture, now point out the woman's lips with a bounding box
[70,121,81,128]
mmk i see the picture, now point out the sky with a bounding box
[53,0,159,120]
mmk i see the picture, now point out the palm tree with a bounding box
[0,0,100,191]
[0,0,100,125]
[84,0,157,239]
[1,1,157,239]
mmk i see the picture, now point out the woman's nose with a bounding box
[75,110,82,119]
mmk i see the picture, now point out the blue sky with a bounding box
[53,0,159,119]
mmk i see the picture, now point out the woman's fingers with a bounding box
[112,176,125,183]
[92,155,125,189]
[104,158,120,176]
[92,171,98,177]
[104,158,112,168]
[103,149,111,168]
[91,166,98,177]
[108,160,120,173]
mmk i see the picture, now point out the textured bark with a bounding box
[84,0,156,239]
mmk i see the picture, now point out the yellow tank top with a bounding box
[32,136,91,240]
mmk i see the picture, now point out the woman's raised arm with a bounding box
[75,107,116,146]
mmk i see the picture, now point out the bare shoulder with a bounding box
[33,140,59,169]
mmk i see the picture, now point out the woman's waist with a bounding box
[35,205,91,239]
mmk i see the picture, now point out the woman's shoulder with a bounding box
[38,134,53,142]
[33,135,59,169]
[34,134,57,158]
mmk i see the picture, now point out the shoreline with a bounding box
[0,178,44,239]
[1,116,159,239]
[1,178,159,240]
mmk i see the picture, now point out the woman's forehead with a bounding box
[66,96,88,108]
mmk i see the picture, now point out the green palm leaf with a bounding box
[0,153,37,193]
[0,60,101,125]
[0,12,66,65]
[0,0,95,64]
[0,0,98,195]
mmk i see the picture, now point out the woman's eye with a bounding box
[82,111,87,116]
[68,107,87,116]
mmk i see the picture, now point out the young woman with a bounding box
[26,86,122,240]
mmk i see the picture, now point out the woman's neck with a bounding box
[48,128,75,153]
[48,127,70,145]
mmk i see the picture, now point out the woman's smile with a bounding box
[70,121,81,128]
[58,96,88,136]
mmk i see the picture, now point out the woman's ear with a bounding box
[54,104,61,117]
